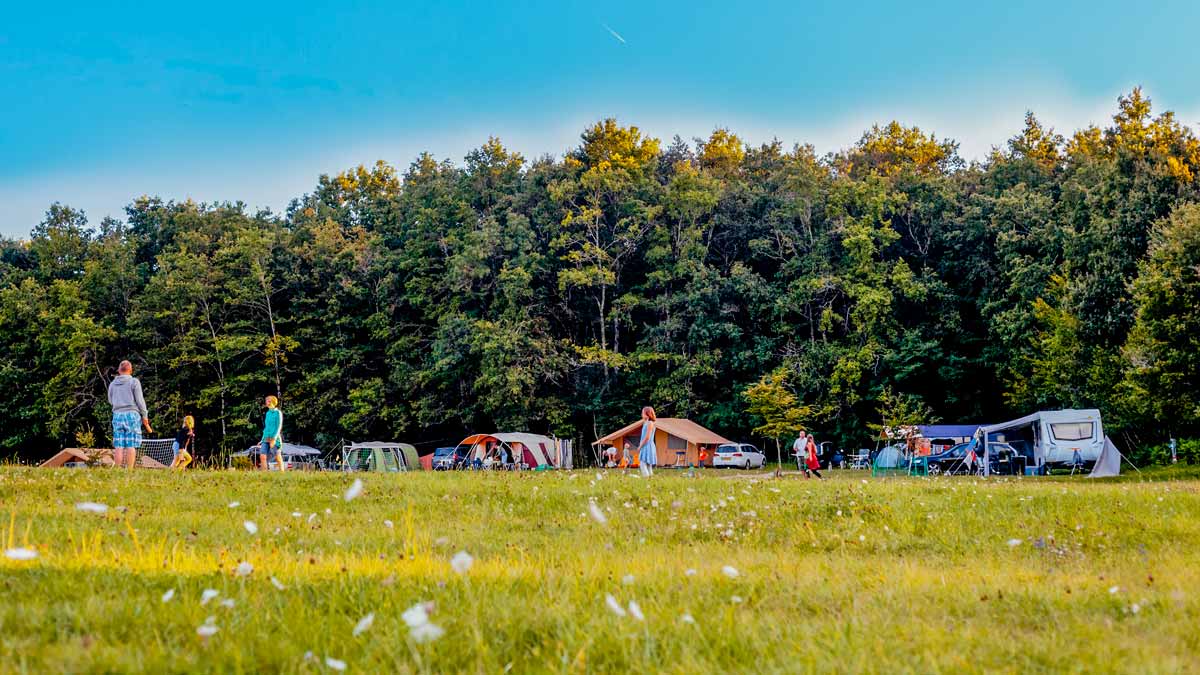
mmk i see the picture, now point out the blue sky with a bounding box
[3,0,1199,236]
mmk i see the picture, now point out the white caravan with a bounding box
[980,409,1105,472]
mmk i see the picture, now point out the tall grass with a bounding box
[1,467,1198,673]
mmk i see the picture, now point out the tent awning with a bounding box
[918,424,986,439]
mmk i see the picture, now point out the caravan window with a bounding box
[1050,422,1093,441]
[667,435,687,451]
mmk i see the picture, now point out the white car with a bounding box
[712,443,766,469]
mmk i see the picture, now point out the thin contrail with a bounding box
[601,23,626,44]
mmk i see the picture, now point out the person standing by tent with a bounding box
[108,360,153,469]
[636,406,658,477]
[258,396,285,471]
[803,433,823,479]
[170,415,196,469]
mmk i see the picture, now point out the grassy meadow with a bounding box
[1,466,1198,674]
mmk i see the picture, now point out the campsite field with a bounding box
[1,467,1198,674]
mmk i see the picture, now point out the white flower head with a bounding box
[270,576,286,591]
[196,624,219,638]
[622,574,635,585]
[325,656,347,671]
[235,561,254,577]
[200,589,220,605]
[1109,585,1121,594]
[243,520,258,535]
[685,568,698,577]
[410,622,445,643]
[228,501,240,508]
[383,519,394,528]
[4,548,37,561]
[588,501,608,525]
[722,565,740,579]
[219,598,236,609]
[680,613,696,624]
[604,593,626,617]
[353,612,375,637]
[161,588,176,603]
[344,479,364,502]
[76,502,108,514]
[628,600,645,621]
[402,602,433,628]
[450,550,474,575]
[1006,538,1022,547]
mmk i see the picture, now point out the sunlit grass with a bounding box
[1,467,1198,673]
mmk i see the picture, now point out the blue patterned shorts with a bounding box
[112,411,143,448]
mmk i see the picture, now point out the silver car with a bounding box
[712,443,766,469]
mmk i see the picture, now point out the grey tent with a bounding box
[1088,436,1123,478]
[233,442,322,458]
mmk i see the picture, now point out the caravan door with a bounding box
[1039,410,1104,464]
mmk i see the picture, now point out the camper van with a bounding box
[981,409,1105,471]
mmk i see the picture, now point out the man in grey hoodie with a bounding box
[107,360,153,468]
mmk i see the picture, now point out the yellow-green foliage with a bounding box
[1,468,1198,673]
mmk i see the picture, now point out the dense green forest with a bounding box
[3,88,1199,464]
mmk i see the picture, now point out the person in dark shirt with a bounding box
[170,415,195,469]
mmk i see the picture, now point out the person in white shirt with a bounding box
[792,431,808,471]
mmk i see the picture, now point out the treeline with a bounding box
[3,88,1199,463]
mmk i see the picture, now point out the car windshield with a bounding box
[716,444,739,453]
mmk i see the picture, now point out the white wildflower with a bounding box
[228,501,240,508]
[1006,538,1022,547]
[383,520,394,528]
[353,613,375,637]
[628,600,644,621]
[685,568,698,577]
[4,548,37,561]
[1109,586,1121,594]
[75,502,108,514]
[344,479,364,501]
[161,588,176,603]
[235,561,253,577]
[622,574,635,585]
[450,550,474,575]
[722,565,740,579]
[270,577,286,590]
[219,598,236,609]
[588,501,608,525]
[196,624,219,637]
[200,589,219,605]
[410,622,445,643]
[604,593,626,617]
[680,613,695,624]
[243,520,258,535]
[402,602,433,628]
[325,656,347,671]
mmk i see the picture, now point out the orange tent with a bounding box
[593,418,730,467]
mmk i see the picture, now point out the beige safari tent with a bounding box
[40,448,167,469]
[593,418,730,467]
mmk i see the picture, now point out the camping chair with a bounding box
[848,450,870,470]
[1069,449,1086,475]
